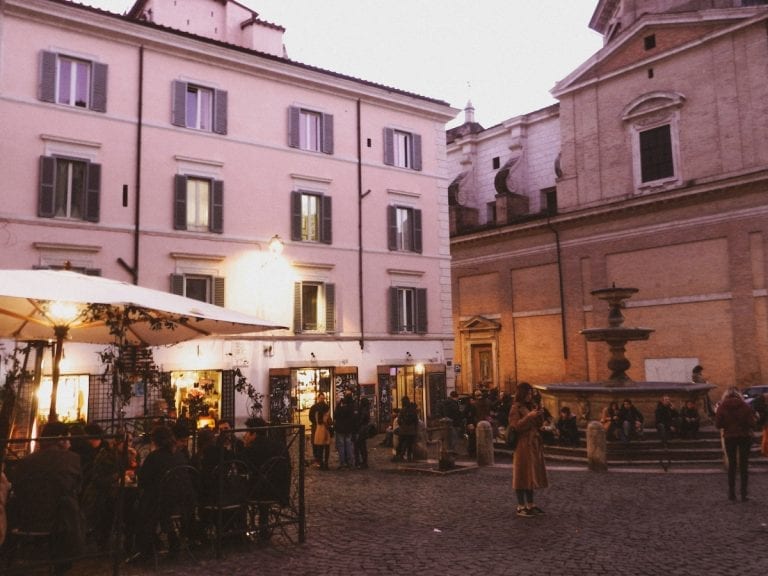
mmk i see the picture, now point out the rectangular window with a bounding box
[639,124,674,183]
[387,205,422,253]
[186,85,213,131]
[54,158,86,219]
[486,201,497,224]
[293,282,336,334]
[186,177,210,231]
[172,80,227,134]
[171,274,225,305]
[174,175,224,233]
[300,110,321,151]
[58,56,90,108]
[39,51,108,112]
[541,187,557,215]
[288,106,334,154]
[394,131,412,168]
[291,191,332,243]
[383,127,422,170]
[388,287,427,334]
[38,156,100,222]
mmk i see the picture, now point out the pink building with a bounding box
[0,0,457,429]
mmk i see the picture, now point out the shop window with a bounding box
[37,374,90,423]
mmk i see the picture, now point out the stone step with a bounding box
[493,427,767,468]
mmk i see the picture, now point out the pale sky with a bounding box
[83,0,604,128]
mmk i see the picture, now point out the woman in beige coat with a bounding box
[508,382,548,518]
[313,406,333,471]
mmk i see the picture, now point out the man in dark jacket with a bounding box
[8,421,83,575]
[618,398,644,443]
[333,392,357,469]
[654,395,681,446]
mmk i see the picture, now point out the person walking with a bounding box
[508,382,548,518]
[715,387,757,502]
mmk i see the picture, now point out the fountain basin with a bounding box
[536,381,716,429]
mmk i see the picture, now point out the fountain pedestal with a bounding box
[536,286,716,427]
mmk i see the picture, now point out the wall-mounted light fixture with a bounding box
[406,351,412,362]
[269,234,284,256]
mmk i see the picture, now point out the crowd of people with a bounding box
[309,389,376,470]
[1,416,293,572]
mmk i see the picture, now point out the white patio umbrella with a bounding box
[0,269,287,420]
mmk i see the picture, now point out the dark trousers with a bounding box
[724,436,751,499]
[355,435,368,466]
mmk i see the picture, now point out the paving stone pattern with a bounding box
[117,445,767,576]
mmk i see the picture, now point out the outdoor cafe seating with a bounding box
[0,419,305,576]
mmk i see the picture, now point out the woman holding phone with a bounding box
[508,382,549,518]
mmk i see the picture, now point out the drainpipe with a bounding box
[357,99,368,349]
[547,217,568,359]
[118,45,144,284]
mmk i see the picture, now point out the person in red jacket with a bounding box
[715,387,757,502]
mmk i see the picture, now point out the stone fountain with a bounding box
[536,286,716,428]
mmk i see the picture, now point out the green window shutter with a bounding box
[413,209,422,253]
[415,288,428,334]
[210,179,224,233]
[288,106,300,148]
[170,274,184,295]
[213,277,225,307]
[293,282,303,333]
[383,128,395,166]
[387,205,397,250]
[213,89,228,135]
[321,195,332,244]
[321,113,334,154]
[173,175,188,230]
[39,51,57,103]
[388,287,399,333]
[411,133,422,171]
[171,80,187,127]
[290,191,302,241]
[325,283,336,333]
[38,156,56,217]
[84,162,101,222]
[91,62,108,113]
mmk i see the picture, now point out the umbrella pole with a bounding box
[48,325,68,422]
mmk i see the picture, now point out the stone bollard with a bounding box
[586,420,607,472]
[438,417,455,471]
[476,420,494,466]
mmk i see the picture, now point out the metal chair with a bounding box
[198,459,249,556]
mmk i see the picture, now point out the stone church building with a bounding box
[448,0,768,399]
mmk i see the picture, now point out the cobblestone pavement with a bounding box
[99,445,767,576]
